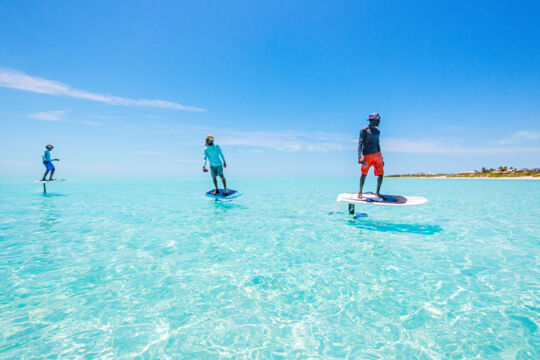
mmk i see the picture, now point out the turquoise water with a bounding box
[1,177,539,359]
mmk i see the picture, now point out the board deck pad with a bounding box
[337,192,427,206]
[205,189,242,200]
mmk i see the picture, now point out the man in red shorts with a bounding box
[358,112,384,199]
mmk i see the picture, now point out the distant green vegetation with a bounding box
[387,166,540,178]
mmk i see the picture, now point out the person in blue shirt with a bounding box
[42,144,60,181]
[202,135,228,195]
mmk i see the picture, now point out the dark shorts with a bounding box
[43,161,55,171]
[210,165,223,178]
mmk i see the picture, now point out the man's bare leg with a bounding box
[358,174,367,198]
[220,175,227,194]
[48,169,55,181]
[375,174,384,198]
[212,177,219,194]
[42,169,49,181]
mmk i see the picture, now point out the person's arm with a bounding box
[358,130,366,162]
[202,149,208,171]
[218,146,226,167]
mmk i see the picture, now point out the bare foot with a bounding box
[212,189,219,195]
[375,193,385,200]
[357,192,363,199]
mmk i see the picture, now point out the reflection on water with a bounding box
[348,219,443,235]
[40,193,67,197]
[354,213,369,219]
[213,201,248,211]
[39,196,61,232]
[328,211,368,218]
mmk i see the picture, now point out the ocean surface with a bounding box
[0,177,538,359]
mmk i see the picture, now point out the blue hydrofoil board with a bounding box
[205,189,242,200]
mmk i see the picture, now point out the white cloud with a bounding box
[89,114,125,120]
[218,130,351,152]
[29,110,67,121]
[383,138,540,155]
[29,111,105,126]
[0,160,34,165]
[77,120,104,126]
[134,150,165,155]
[181,129,540,155]
[0,68,204,112]
[156,158,197,163]
[497,130,540,144]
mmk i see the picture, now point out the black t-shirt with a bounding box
[358,126,381,156]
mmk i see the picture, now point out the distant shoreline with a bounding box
[386,167,540,179]
[386,175,539,180]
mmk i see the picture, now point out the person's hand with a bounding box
[358,156,364,164]
[44,161,49,164]
[55,158,60,161]
[223,162,227,168]
[203,166,208,172]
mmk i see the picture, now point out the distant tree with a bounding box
[481,167,488,173]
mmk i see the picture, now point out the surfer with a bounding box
[41,144,60,181]
[203,135,228,195]
[358,113,384,199]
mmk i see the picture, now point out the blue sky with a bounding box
[1,0,539,177]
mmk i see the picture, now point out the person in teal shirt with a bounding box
[42,144,60,181]
[202,135,228,195]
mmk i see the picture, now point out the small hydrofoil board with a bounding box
[205,189,242,200]
[34,179,66,183]
[35,179,66,194]
[337,192,427,206]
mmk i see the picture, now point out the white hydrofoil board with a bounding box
[337,192,428,206]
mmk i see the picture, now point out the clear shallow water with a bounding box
[0,177,538,359]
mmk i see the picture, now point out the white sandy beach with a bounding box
[389,176,540,180]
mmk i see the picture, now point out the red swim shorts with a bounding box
[361,152,384,176]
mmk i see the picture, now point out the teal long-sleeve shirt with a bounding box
[42,149,56,162]
[203,144,226,167]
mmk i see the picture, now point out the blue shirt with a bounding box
[204,144,226,167]
[42,149,52,162]
[358,126,381,156]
